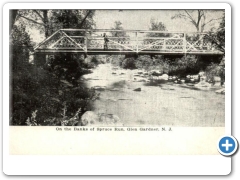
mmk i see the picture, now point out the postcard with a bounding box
[3,2,232,175]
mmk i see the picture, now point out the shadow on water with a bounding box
[110,80,127,88]
[143,79,169,86]
[178,84,202,91]
[143,79,207,91]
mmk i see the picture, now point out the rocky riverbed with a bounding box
[80,63,225,127]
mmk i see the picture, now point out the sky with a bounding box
[94,10,223,31]
[28,10,224,44]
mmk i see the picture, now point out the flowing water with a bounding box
[82,63,225,127]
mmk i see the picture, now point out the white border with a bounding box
[2,3,231,175]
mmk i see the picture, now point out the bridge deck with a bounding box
[35,49,222,56]
[34,29,223,56]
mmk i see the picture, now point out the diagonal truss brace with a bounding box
[107,38,135,51]
[60,31,86,51]
[34,30,61,50]
[138,39,164,52]
[186,35,206,52]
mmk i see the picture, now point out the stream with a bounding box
[82,63,225,127]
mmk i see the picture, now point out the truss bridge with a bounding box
[34,29,223,56]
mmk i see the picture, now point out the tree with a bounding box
[10,24,32,69]
[111,21,126,37]
[9,10,97,126]
[206,13,225,53]
[9,10,18,33]
[50,10,95,32]
[171,10,223,32]
[15,10,95,38]
[147,19,168,39]
[16,10,51,38]
[147,18,167,37]
[149,18,166,31]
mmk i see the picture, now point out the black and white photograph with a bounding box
[3,2,235,176]
[9,9,225,127]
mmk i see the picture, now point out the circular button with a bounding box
[217,135,238,156]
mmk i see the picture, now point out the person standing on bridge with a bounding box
[103,33,109,50]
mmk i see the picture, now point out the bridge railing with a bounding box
[34,29,221,54]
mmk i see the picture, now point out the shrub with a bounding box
[10,55,97,125]
[122,58,137,69]
[110,55,125,67]
[135,55,170,73]
[10,24,98,126]
[168,56,199,77]
[10,63,98,126]
[205,63,225,84]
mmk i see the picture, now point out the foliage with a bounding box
[111,21,127,37]
[27,106,85,126]
[10,24,32,69]
[149,19,166,31]
[16,10,95,38]
[109,55,125,67]
[113,54,222,80]
[168,56,199,77]
[11,64,59,125]
[147,19,167,37]
[10,61,98,126]
[207,13,225,52]
[25,110,38,126]
[50,10,95,32]
[121,58,137,70]
[11,24,31,46]
[134,55,168,73]
[205,63,225,84]
[43,104,81,126]
[10,16,98,126]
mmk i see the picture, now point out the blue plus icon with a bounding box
[218,136,238,156]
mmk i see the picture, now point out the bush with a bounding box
[110,54,223,82]
[122,58,137,69]
[168,56,199,77]
[10,63,98,125]
[82,55,106,69]
[10,54,98,125]
[11,64,61,125]
[205,63,225,84]
[10,24,98,126]
[110,55,125,67]
[135,55,170,73]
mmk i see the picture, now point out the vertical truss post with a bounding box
[163,38,166,51]
[200,34,203,50]
[183,32,187,57]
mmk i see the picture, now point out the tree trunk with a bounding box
[9,10,18,34]
[79,10,92,28]
[42,10,49,38]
